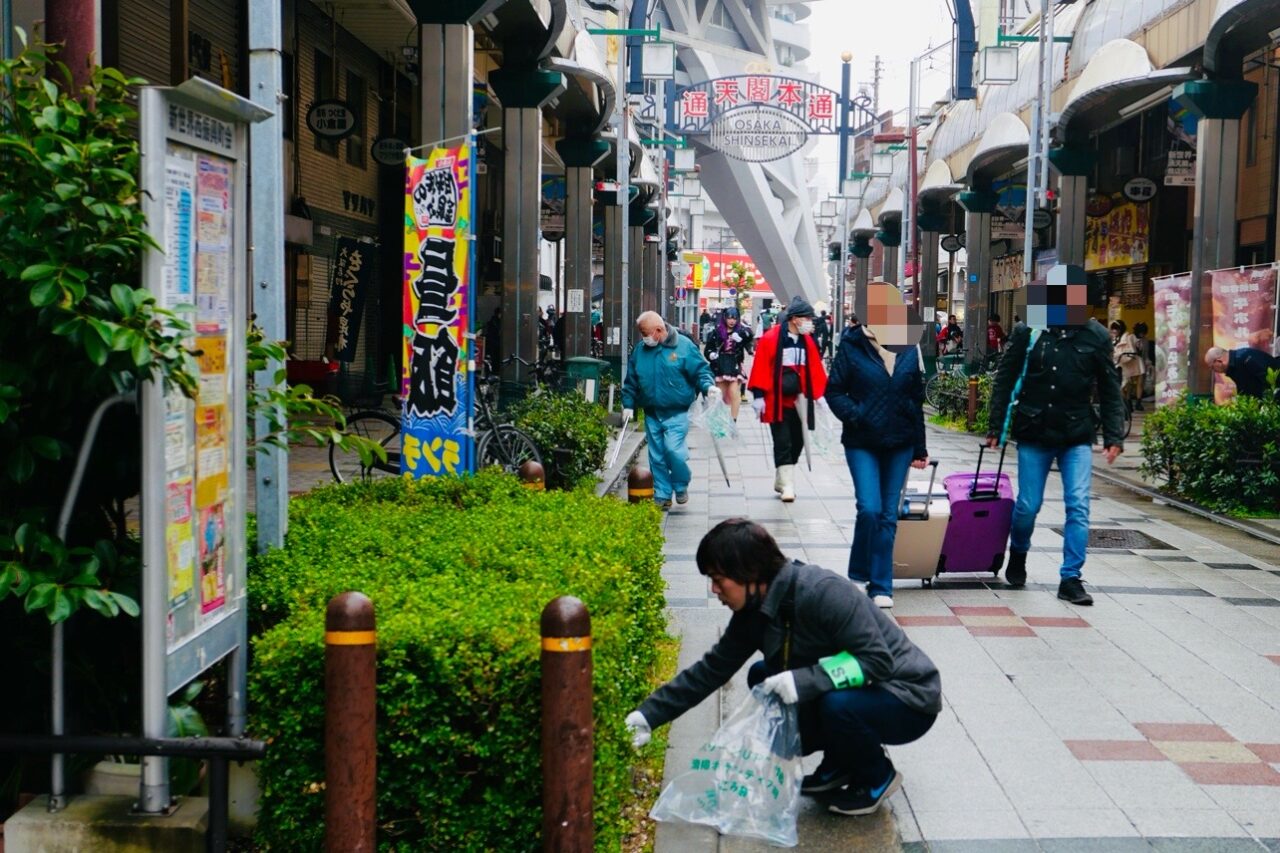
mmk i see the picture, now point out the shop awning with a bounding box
[918,159,961,207]
[599,120,644,179]
[1205,0,1280,77]
[544,28,615,136]
[1055,39,1194,143]
[850,209,876,239]
[328,0,415,57]
[634,152,662,192]
[877,188,905,226]
[966,112,1030,185]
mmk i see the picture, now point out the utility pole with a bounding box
[871,55,884,117]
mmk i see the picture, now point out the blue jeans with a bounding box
[845,446,914,598]
[644,410,691,501]
[748,662,935,788]
[1010,442,1092,580]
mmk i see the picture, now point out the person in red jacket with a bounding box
[748,296,828,502]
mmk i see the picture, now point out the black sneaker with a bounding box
[1005,550,1027,588]
[675,490,689,505]
[826,768,902,816]
[800,764,851,795]
[1057,577,1094,606]
[655,498,672,511]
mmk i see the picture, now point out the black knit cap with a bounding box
[784,295,815,319]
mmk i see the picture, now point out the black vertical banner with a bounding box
[328,237,371,362]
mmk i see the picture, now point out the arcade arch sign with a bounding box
[675,75,874,163]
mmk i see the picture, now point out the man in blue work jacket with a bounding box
[622,311,719,509]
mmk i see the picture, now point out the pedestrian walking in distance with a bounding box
[624,519,940,817]
[824,320,929,609]
[987,270,1126,605]
[748,296,828,502]
[702,308,753,421]
[621,311,719,510]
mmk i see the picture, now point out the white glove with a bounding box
[761,671,799,705]
[730,332,743,343]
[625,710,651,748]
[705,386,722,404]
[752,397,766,420]
[622,408,635,421]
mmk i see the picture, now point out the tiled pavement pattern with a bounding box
[644,410,1280,852]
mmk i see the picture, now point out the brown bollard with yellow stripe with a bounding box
[519,460,546,490]
[967,375,980,432]
[541,596,593,852]
[627,466,654,504]
[325,592,376,853]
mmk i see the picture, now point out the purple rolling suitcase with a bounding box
[937,444,1014,577]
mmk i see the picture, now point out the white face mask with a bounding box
[641,335,659,347]
[796,320,815,336]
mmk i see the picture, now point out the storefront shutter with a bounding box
[117,0,171,87]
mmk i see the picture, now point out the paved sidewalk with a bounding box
[638,410,1280,852]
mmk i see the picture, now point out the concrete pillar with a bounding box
[628,201,647,332]
[850,237,874,322]
[642,219,660,314]
[1048,147,1093,269]
[877,222,901,286]
[413,1,502,138]
[1175,79,1258,395]
[917,210,945,348]
[959,189,998,368]
[603,200,623,358]
[46,0,100,88]
[489,67,564,382]
[556,138,609,358]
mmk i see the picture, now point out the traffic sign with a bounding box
[940,234,963,254]
[1031,207,1053,230]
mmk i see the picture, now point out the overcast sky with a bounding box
[803,0,958,196]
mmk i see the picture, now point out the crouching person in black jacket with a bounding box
[624,519,941,817]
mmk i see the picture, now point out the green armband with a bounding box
[819,651,865,689]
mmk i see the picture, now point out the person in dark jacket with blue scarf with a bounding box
[824,325,929,608]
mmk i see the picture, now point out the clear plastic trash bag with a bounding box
[690,397,738,440]
[650,686,804,847]
[810,400,842,456]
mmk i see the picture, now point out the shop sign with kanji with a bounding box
[675,75,868,163]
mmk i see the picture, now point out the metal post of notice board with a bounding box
[138,78,269,813]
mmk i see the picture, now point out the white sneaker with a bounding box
[872,595,894,609]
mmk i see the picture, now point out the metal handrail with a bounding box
[0,733,265,853]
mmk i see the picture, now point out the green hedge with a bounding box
[248,471,666,850]
[1140,394,1280,515]
[930,371,992,435]
[510,391,611,490]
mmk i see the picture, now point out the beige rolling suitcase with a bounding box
[892,461,949,586]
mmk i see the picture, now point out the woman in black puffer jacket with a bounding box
[823,324,928,609]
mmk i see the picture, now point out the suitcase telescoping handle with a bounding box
[899,460,940,520]
[971,443,1008,500]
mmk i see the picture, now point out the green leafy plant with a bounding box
[246,323,386,467]
[510,390,611,489]
[929,370,991,434]
[0,34,195,624]
[248,471,667,850]
[1140,393,1280,515]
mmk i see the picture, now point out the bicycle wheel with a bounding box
[476,425,542,474]
[329,410,402,483]
[1122,403,1133,439]
[925,373,945,409]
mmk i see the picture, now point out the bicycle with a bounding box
[473,372,543,473]
[328,399,403,483]
[329,375,545,480]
